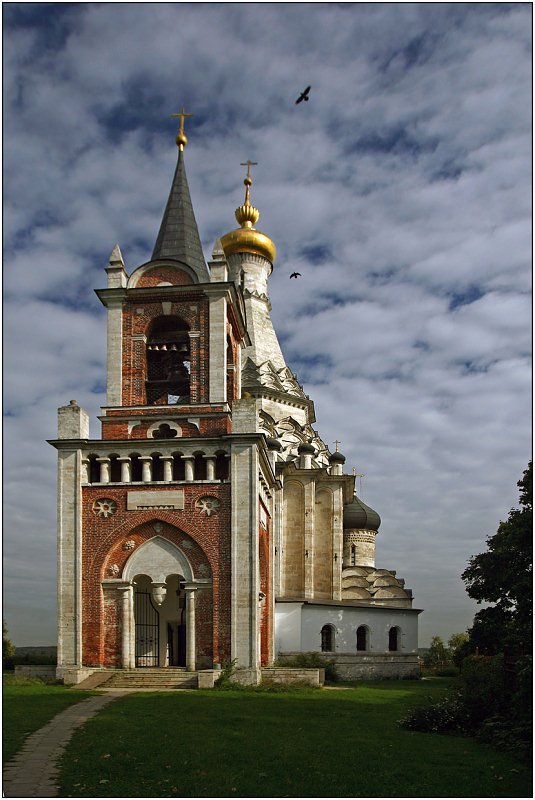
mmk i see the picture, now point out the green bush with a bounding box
[398,690,470,734]
[459,654,505,724]
[399,653,532,758]
[273,652,338,682]
[213,659,237,688]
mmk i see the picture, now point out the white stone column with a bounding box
[184,586,197,671]
[140,456,152,483]
[183,455,195,482]
[205,456,216,481]
[208,294,227,403]
[117,457,131,483]
[81,458,90,484]
[106,299,124,407]
[118,584,134,669]
[97,457,111,484]
[162,456,173,482]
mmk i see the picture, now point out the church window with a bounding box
[172,454,185,481]
[356,625,369,651]
[194,453,207,480]
[152,423,178,439]
[389,626,400,651]
[109,454,121,483]
[130,454,143,482]
[145,316,190,405]
[88,454,100,484]
[215,451,229,480]
[151,453,164,482]
[321,624,335,652]
[350,545,356,566]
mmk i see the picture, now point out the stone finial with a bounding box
[211,237,225,260]
[109,243,124,266]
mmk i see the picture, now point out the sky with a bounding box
[3,2,531,648]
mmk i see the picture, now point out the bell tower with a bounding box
[50,111,273,683]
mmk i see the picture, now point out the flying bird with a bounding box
[295,86,311,104]
[290,272,301,279]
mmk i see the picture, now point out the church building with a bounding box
[50,112,421,685]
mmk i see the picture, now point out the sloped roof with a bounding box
[151,149,210,282]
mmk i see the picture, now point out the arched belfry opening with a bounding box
[145,315,191,405]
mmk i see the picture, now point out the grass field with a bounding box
[2,677,95,764]
[55,679,532,797]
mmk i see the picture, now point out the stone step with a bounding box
[108,682,197,689]
[102,669,199,689]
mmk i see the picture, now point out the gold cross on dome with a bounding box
[240,160,258,180]
[172,106,194,135]
[333,440,341,452]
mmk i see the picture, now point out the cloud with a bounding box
[3,3,531,646]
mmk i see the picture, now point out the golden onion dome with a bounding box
[220,168,276,263]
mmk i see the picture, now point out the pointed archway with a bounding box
[123,537,196,669]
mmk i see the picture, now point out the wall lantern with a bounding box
[151,582,167,605]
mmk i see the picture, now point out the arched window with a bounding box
[194,453,207,481]
[109,454,121,483]
[88,454,100,484]
[321,624,335,652]
[350,545,356,566]
[356,625,369,651]
[130,454,143,482]
[172,453,185,481]
[151,453,164,482]
[215,451,229,480]
[145,316,190,405]
[389,626,400,652]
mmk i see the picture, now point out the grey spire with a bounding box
[151,149,210,282]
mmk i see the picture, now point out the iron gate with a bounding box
[134,589,159,667]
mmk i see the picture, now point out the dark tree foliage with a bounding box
[3,619,15,669]
[462,462,532,653]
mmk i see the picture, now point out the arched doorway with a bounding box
[133,574,160,667]
[132,573,187,667]
[124,536,196,669]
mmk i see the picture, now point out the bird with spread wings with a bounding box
[295,86,311,104]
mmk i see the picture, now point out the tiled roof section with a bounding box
[151,149,209,282]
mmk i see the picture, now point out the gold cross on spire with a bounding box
[333,440,341,452]
[172,106,194,150]
[240,160,258,180]
[240,160,258,206]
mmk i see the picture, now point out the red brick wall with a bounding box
[81,483,231,668]
[135,266,194,288]
[101,415,231,440]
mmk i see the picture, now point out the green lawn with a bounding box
[2,677,95,764]
[56,679,532,797]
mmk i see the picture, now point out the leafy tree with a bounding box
[448,632,470,667]
[462,462,532,653]
[425,635,448,665]
[3,619,15,669]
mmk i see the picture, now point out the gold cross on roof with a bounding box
[172,106,194,133]
[333,440,341,452]
[172,106,194,149]
[240,160,258,180]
